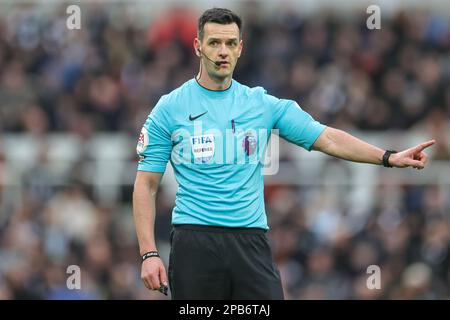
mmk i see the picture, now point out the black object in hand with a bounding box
[159,284,168,296]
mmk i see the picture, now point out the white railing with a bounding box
[1,132,447,199]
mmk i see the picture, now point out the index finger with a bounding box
[159,264,168,287]
[415,140,435,152]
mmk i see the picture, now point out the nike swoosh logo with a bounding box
[189,111,208,121]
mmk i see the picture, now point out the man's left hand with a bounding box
[389,140,435,169]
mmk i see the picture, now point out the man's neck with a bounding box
[196,71,232,91]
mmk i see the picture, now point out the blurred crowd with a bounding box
[0,2,449,299]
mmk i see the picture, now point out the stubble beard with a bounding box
[207,65,233,85]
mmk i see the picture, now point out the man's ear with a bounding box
[237,40,243,58]
[194,38,201,57]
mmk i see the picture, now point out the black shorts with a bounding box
[168,224,284,300]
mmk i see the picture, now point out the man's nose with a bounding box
[218,44,229,57]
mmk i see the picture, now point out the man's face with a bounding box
[195,22,243,80]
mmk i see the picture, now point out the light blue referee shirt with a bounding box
[137,78,326,229]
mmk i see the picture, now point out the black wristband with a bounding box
[382,150,397,168]
[142,251,159,261]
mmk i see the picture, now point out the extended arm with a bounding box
[133,171,167,291]
[312,127,435,169]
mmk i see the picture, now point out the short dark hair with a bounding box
[198,8,242,40]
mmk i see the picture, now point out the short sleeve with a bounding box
[136,97,173,173]
[264,91,326,151]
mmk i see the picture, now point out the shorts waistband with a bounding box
[172,224,267,234]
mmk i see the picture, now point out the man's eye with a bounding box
[210,41,218,46]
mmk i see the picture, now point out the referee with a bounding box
[132,8,435,299]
